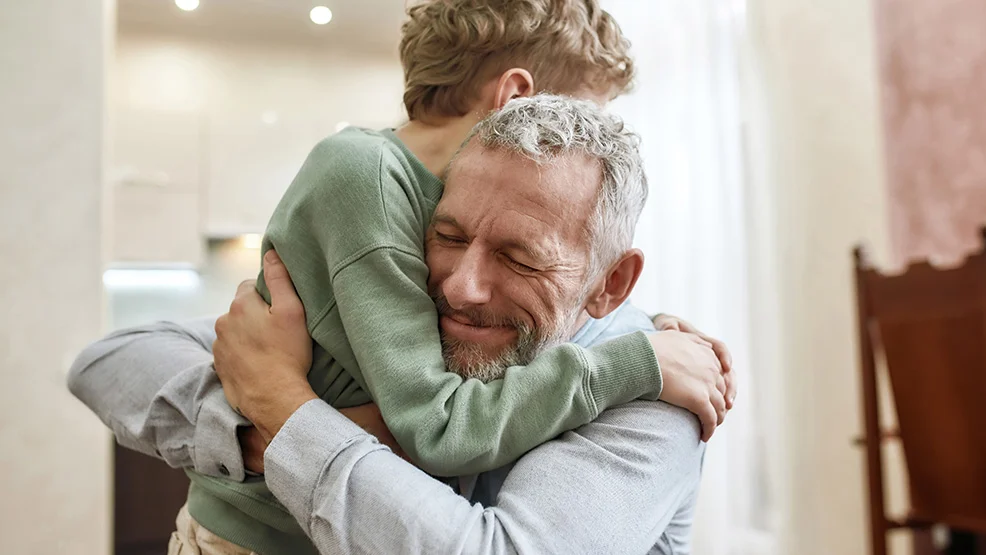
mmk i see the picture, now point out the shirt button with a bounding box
[219,464,230,476]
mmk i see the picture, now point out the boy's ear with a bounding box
[492,68,535,110]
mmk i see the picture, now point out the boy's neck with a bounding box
[394,111,485,178]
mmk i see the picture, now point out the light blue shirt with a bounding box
[69,302,705,554]
[262,302,705,554]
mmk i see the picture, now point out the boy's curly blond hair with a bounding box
[399,0,634,121]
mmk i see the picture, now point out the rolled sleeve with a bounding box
[264,400,374,533]
[193,385,251,481]
[68,317,251,480]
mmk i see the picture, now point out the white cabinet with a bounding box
[109,108,205,266]
[200,66,406,236]
[112,34,408,243]
[203,111,328,237]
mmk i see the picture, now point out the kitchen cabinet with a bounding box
[110,108,205,266]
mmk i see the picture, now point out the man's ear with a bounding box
[584,249,645,319]
[492,68,535,110]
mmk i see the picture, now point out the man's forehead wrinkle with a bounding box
[509,184,564,222]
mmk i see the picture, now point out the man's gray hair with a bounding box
[464,94,648,277]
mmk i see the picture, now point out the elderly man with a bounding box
[70,96,734,554]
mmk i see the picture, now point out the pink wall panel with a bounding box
[876,0,986,262]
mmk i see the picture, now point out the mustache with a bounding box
[432,294,529,330]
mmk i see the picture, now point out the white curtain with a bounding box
[604,1,776,553]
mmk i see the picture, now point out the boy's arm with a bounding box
[258,137,666,477]
[259,136,729,476]
[216,268,705,553]
[328,246,664,476]
[67,318,251,480]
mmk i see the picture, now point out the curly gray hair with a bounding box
[460,94,648,277]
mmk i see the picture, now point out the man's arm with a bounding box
[67,317,250,480]
[214,252,709,553]
[263,398,704,555]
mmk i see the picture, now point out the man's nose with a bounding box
[442,246,493,309]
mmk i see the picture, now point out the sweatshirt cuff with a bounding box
[193,385,251,481]
[585,331,662,412]
[264,400,370,531]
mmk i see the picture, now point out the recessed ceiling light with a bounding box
[175,0,200,11]
[310,6,333,25]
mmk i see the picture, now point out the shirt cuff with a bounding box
[192,385,251,481]
[264,400,370,531]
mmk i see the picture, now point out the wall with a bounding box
[107,240,261,330]
[112,30,406,245]
[875,0,986,263]
[745,0,897,553]
[0,1,112,554]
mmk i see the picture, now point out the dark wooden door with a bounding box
[114,444,190,555]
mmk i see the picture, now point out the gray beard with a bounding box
[437,301,582,383]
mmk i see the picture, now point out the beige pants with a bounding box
[167,504,257,555]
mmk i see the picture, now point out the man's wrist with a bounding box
[247,381,319,444]
[237,425,268,474]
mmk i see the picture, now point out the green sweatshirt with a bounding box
[185,127,663,555]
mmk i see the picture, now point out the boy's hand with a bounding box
[213,249,317,443]
[652,314,736,409]
[647,330,727,442]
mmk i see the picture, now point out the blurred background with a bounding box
[2,0,985,554]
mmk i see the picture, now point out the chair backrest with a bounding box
[855,237,986,532]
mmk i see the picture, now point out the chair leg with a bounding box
[912,529,940,555]
[947,530,978,555]
[869,518,888,555]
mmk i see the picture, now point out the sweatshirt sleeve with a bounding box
[326,246,662,476]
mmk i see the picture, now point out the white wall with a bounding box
[0,1,112,554]
[107,240,262,330]
[111,31,406,259]
[745,0,899,553]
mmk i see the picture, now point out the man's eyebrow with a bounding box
[431,213,557,264]
[430,213,462,229]
[500,238,556,264]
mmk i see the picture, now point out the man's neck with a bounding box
[394,112,485,178]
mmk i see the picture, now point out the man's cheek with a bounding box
[425,251,455,287]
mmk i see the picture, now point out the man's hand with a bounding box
[213,249,317,443]
[647,330,727,442]
[653,314,737,410]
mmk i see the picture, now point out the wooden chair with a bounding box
[854,231,986,555]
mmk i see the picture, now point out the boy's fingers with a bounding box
[711,340,733,373]
[712,391,727,425]
[699,404,716,442]
[724,371,738,409]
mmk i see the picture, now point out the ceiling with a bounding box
[117,0,410,55]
